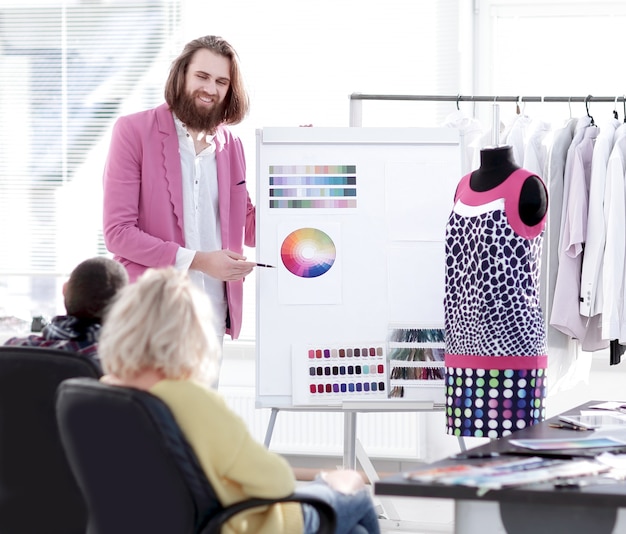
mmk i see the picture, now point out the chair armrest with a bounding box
[199,491,336,534]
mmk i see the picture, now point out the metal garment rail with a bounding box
[348,92,626,127]
[349,92,626,365]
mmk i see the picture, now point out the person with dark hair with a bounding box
[102,35,256,344]
[4,256,128,366]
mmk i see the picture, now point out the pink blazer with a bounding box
[102,103,255,339]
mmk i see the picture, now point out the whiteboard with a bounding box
[255,127,461,408]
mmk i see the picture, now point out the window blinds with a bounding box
[0,1,179,319]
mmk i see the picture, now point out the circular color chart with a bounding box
[281,228,336,278]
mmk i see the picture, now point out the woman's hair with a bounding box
[98,267,220,385]
[164,35,249,125]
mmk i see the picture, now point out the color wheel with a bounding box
[281,228,336,278]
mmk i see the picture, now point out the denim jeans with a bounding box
[299,478,380,534]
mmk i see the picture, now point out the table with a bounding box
[375,400,626,534]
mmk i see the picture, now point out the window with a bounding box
[0,0,181,323]
[474,0,626,125]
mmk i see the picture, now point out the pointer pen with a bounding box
[254,262,276,268]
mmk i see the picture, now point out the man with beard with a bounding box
[102,36,256,347]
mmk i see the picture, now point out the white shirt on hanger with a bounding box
[601,124,626,342]
[502,113,533,166]
[551,122,605,351]
[557,116,593,250]
[442,109,483,175]
[523,119,552,178]
[579,118,620,318]
[542,117,579,395]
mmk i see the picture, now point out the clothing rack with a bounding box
[348,92,626,366]
[349,93,626,103]
[348,93,626,127]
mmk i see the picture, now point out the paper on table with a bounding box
[559,413,626,430]
[589,401,626,413]
[509,436,626,451]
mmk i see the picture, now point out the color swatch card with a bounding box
[292,341,388,406]
[388,325,445,401]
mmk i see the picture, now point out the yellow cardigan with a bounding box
[150,379,304,534]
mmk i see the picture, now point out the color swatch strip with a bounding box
[270,176,356,186]
[308,346,384,358]
[270,165,356,174]
[270,188,356,197]
[303,343,387,400]
[309,381,385,394]
[270,199,357,209]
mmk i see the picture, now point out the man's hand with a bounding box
[190,250,255,281]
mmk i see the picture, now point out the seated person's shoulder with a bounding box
[4,334,45,347]
[152,380,232,416]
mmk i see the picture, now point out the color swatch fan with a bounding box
[281,227,336,277]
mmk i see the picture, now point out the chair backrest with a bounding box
[55,377,221,534]
[0,346,102,534]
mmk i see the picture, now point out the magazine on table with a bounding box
[509,436,626,451]
[404,456,608,490]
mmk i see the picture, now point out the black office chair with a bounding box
[0,345,102,534]
[55,378,336,534]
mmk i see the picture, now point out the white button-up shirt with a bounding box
[173,116,226,337]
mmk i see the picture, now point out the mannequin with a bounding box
[470,145,547,227]
[443,145,549,439]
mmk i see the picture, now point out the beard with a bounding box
[171,89,226,134]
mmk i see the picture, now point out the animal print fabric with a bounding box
[443,169,548,437]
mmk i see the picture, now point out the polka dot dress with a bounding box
[444,169,548,438]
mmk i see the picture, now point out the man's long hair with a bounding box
[164,35,249,125]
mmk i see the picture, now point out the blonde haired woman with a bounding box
[99,268,380,534]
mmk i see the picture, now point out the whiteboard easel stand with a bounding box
[263,408,361,469]
[263,400,446,531]
[263,400,443,469]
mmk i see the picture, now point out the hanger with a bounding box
[492,96,500,146]
[519,95,528,117]
[568,96,572,119]
[585,94,595,125]
[614,96,619,121]
[456,94,461,111]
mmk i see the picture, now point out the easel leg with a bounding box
[343,411,357,469]
[264,408,279,448]
[355,433,439,532]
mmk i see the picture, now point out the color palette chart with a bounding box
[292,342,388,405]
[268,165,357,209]
[281,227,336,278]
